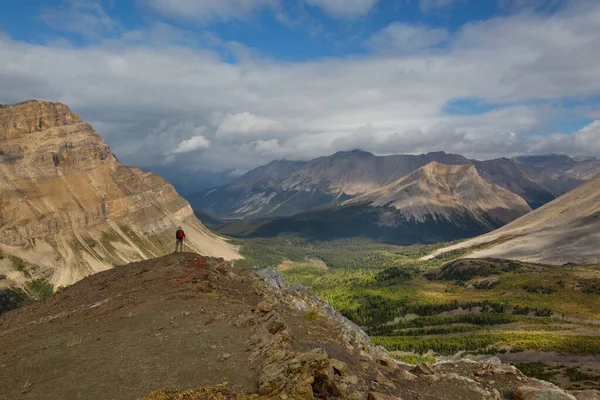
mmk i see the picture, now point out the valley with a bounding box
[231,236,600,391]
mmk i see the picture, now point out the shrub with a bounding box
[0,288,27,314]
[25,279,54,301]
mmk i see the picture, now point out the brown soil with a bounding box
[0,254,261,400]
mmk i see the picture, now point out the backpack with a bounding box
[176,229,185,240]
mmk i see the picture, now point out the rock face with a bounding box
[190,150,555,220]
[424,173,600,265]
[0,100,239,287]
[0,253,591,399]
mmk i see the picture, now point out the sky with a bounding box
[1,0,600,190]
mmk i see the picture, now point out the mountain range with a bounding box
[216,162,533,244]
[192,149,600,245]
[190,150,600,222]
[0,100,238,290]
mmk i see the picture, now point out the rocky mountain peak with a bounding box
[0,100,238,288]
[350,161,531,227]
[0,100,83,138]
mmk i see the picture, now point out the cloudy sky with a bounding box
[2,0,600,189]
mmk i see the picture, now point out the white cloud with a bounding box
[530,120,600,155]
[144,0,277,22]
[174,135,211,153]
[367,23,449,53]
[303,0,380,18]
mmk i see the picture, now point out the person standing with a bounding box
[175,226,186,253]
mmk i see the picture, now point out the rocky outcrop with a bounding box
[0,100,238,288]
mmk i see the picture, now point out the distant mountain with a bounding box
[513,154,600,196]
[0,100,239,289]
[218,162,532,244]
[425,173,600,265]
[190,150,553,219]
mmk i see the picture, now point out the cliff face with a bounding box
[0,100,239,287]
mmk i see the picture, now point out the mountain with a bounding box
[218,162,532,244]
[424,173,600,265]
[513,154,600,196]
[190,150,553,219]
[349,162,532,227]
[0,100,238,289]
[0,253,589,400]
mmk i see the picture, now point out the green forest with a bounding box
[231,235,600,371]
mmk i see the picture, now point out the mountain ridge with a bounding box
[1,253,593,400]
[216,162,532,245]
[190,150,558,220]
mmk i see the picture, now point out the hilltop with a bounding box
[0,253,594,400]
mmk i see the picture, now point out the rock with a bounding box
[515,386,577,400]
[474,277,501,289]
[375,371,396,389]
[330,358,349,376]
[257,301,275,313]
[492,389,502,400]
[411,362,436,375]
[343,375,360,385]
[368,392,404,400]
[257,268,289,290]
[391,368,417,382]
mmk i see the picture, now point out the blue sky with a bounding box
[1,0,600,188]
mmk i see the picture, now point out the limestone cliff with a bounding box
[0,100,239,288]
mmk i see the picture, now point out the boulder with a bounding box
[257,268,289,290]
[411,362,436,375]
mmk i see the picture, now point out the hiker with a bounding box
[175,226,186,253]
